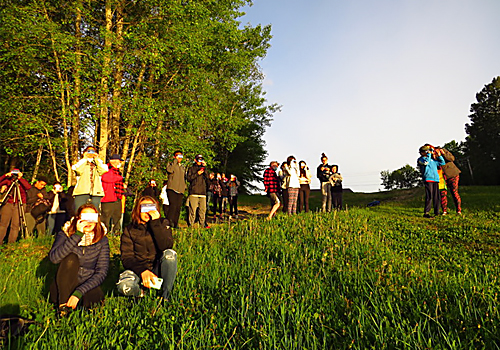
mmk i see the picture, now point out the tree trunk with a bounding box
[124,120,145,185]
[98,0,113,159]
[31,145,43,183]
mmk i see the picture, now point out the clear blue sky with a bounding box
[241,0,500,192]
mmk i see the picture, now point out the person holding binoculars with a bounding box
[71,146,108,212]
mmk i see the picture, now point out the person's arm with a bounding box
[166,161,175,174]
[442,149,455,162]
[26,188,38,206]
[73,237,110,299]
[95,159,109,176]
[306,168,312,182]
[101,170,123,184]
[436,155,446,167]
[71,158,87,174]
[185,166,197,182]
[18,177,31,191]
[149,218,174,252]
[49,231,83,264]
[263,170,270,192]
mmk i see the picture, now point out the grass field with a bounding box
[1,186,500,349]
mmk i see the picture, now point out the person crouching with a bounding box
[49,203,109,315]
[117,196,178,300]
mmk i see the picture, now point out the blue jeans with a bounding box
[117,249,178,299]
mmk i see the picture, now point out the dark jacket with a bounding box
[26,187,50,211]
[142,186,160,200]
[186,164,209,196]
[49,223,110,299]
[440,148,461,179]
[120,218,174,277]
[0,174,31,204]
[316,164,331,183]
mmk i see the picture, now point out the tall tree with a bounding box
[465,77,500,185]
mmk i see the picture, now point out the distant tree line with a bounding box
[0,0,279,193]
[381,76,500,190]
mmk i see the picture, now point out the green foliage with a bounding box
[1,187,500,348]
[465,77,500,185]
[0,0,278,189]
[381,164,420,190]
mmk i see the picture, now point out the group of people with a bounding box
[140,152,241,229]
[417,144,462,218]
[0,146,246,314]
[263,153,343,220]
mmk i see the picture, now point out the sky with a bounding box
[240,0,500,193]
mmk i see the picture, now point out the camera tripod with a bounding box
[0,177,28,239]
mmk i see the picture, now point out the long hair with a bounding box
[131,196,160,224]
[67,203,104,243]
[299,160,307,178]
[286,155,295,166]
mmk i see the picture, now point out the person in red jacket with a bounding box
[0,169,31,244]
[100,154,124,234]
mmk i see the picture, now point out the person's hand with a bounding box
[37,193,44,199]
[0,185,6,193]
[141,270,158,289]
[17,172,23,178]
[76,219,93,233]
[62,295,80,310]
[198,168,205,175]
[147,210,161,220]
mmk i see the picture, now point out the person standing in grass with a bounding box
[283,156,301,215]
[101,154,124,235]
[317,153,332,212]
[71,146,108,212]
[186,155,210,228]
[417,145,445,218]
[117,196,177,300]
[228,174,240,219]
[263,161,281,220]
[298,161,312,213]
[435,146,462,215]
[278,162,289,213]
[329,165,343,210]
[49,203,109,314]
[166,150,186,228]
[159,180,170,218]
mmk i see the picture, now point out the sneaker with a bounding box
[423,213,433,219]
[457,211,462,215]
[442,211,447,216]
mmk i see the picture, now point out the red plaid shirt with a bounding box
[263,167,281,194]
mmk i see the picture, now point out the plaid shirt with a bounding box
[263,167,281,194]
[109,165,124,200]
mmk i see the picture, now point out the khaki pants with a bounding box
[188,195,207,228]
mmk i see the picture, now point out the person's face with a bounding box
[139,199,155,223]
[84,148,97,158]
[110,159,121,168]
[321,157,328,165]
[80,207,97,232]
[300,163,305,169]
[150,180,156,187]
[35,181,46,190]
[175,153,183,163]
[209,173,215,179]
[331,166,337,173]
[196,159,203,166]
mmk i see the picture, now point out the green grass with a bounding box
[1,186,500,349]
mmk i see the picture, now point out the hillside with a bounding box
[1,186,499,349]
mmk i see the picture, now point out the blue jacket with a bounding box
[417,153,445,182]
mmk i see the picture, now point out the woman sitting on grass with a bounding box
[49,203,109,315]
[117,196,177,300]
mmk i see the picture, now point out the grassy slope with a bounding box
[1,186,499,349]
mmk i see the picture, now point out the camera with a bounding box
[10,169,20,178]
